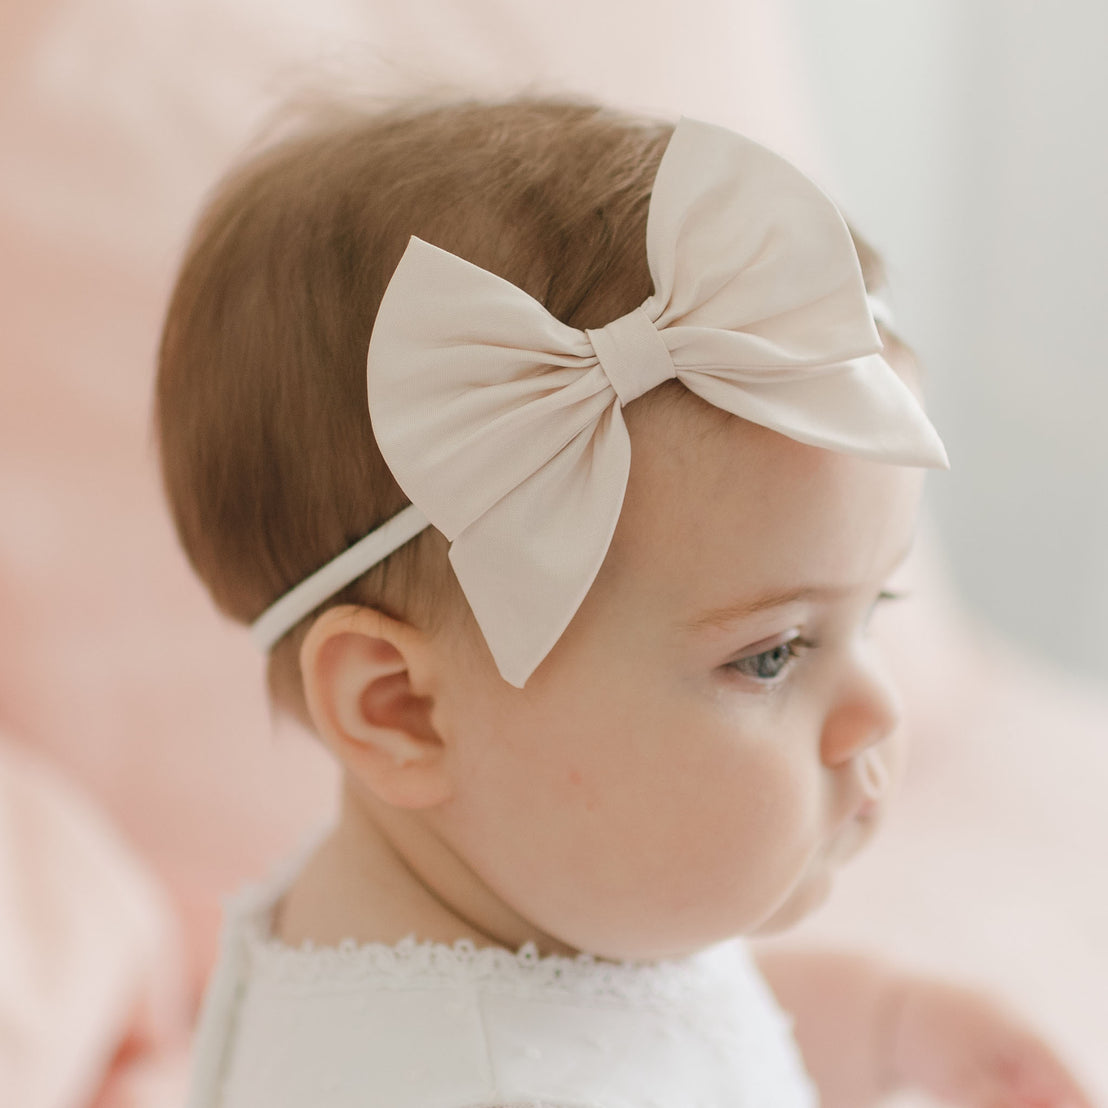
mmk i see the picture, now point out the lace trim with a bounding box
[228,833,722,1007]
[243,922,713,1006]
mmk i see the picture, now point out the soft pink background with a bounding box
[0,2,1104,1105]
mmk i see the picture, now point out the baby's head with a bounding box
[157,96,943,960]
[158,98,672,718]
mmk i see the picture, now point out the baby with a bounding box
[159,97,1093,1107]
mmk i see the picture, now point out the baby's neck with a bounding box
[274,779,574,955]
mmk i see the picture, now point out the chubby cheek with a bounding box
[441,676,832,955]
[672,744,827,928]
[550,731,827,952]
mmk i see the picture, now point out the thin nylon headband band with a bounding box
[248,294,896,653]
[249,503,430,651]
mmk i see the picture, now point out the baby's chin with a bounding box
[750,816,884,937]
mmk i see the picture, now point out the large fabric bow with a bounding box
[367,117,947,688]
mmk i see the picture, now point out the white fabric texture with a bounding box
[186,859,818,1108]
[367,117,948,688]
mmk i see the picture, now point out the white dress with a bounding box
[186,860,819,1108]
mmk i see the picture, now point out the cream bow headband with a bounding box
[251,117,948,686]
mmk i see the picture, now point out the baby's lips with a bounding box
[857,747,889,804]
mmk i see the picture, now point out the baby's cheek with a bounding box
[755,760,826,862]
[692,750,822,888]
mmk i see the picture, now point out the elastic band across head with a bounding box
[250,503,429,652]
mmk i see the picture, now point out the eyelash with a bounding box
[727,636,818,682]
[726,591,906,683]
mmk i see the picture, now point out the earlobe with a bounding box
[300,605,452,808]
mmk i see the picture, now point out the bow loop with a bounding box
[587,308,677,406]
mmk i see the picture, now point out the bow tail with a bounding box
[448,406,632,689]
[681,353,949,469]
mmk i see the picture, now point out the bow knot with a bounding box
[587,307,676,406]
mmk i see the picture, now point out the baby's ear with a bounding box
[300,605,451,809]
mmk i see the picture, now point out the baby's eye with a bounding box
[728,636,815,681]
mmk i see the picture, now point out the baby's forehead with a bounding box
[605,387,921,610]
[622,387,815,506]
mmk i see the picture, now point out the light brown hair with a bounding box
[155,95,889,722]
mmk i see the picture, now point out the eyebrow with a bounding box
[681,540,916,633]
[680,585,855,633]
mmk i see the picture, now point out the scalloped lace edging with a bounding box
[226,831,726,1006]
[242,922,715,1006]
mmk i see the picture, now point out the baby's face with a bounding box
[430,392,924,961]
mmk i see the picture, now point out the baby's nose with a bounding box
[820,658,902,768]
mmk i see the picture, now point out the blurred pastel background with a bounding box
[0,1,1104,1106]
[793,1,1108,688]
